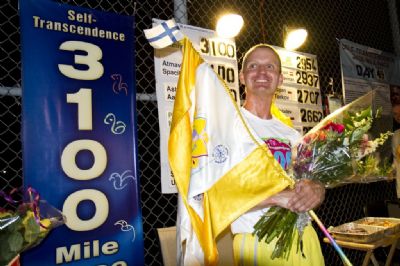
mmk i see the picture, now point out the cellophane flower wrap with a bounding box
[0,188,65,265]
[253,91,394,260]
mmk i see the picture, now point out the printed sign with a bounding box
[339,38,400,115]
[20,0,144,265]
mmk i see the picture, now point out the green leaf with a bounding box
[349,124,370,143]
[0,234,12,260]
[356,106,372,120]
[23,214,40,245]
[0,239,14,265]
[8,231,24,252]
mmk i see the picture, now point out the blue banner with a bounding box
[20,0,144,265]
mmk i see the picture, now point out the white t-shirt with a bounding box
[230,107,301,234]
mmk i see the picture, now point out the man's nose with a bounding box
[257,65,268,73]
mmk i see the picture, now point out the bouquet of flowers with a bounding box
[253,91,393,260]
[0,188,65,265]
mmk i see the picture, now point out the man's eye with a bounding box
[248,64,257,69]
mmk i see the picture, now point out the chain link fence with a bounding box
[1,0,399,265]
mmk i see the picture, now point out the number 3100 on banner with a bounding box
[57,40,109,232]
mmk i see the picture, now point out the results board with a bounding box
[272,47,323,134]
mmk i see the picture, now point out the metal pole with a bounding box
[0,86,21,96]
[0,87,157,101]
[387,0,400,55]
[174,0,188,24]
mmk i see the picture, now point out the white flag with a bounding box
[144,19,184,49]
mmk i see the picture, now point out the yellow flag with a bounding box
[168,37,294,265]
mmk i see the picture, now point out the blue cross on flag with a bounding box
[144,19,184,49]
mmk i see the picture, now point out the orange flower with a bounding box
[318,131,326,141]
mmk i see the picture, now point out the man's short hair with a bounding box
[240,44,282,73]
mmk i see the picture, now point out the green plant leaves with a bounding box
[0,210,49,265]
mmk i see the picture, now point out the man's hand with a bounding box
[286,179,325,212]
[252,179,325,212]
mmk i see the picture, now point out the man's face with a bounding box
[393,104,400,124]
[239,47,283,97]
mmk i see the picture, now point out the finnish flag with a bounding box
[144,19,184,49]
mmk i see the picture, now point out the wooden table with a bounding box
[323,231,400,266]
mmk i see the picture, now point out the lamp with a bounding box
[216,14,244,38]
[284,27,308,50]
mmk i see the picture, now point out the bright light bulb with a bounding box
[216,14,244,38]
[284,28,308,50]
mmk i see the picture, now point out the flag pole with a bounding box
[308,210,353,266]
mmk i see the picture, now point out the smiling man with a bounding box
[230,44,325,266]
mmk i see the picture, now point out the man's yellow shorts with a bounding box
[233,225,325,266]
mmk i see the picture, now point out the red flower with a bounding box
[303,135,312,144]
[322,121,345,133]
[301,149,312,158]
